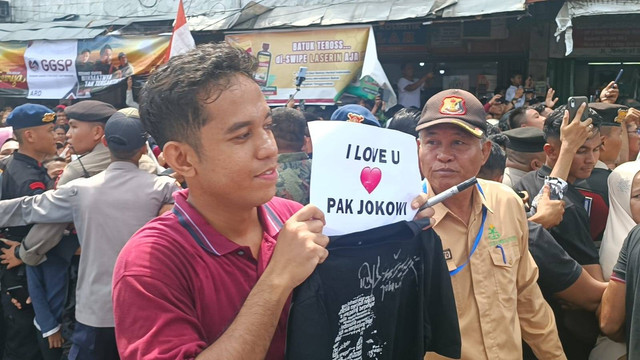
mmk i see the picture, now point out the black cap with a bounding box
[118,52,126,58]
[502,127,545,153]
[6,104,56,130]
[105,108,147,153]
[65,100,116,123]
[589,102,627,127]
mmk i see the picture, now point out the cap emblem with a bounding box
[440,96,466,116]
[347,112,365,123]
[42,113,55,123]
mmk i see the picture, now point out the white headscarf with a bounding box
[600,161,640,280]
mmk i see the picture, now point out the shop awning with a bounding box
[190,0,527,32]
[554,0,640,56]
[429,0,526,18]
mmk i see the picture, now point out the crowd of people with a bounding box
[0,41,637,360]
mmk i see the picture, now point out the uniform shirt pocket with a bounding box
[489,241,520,308]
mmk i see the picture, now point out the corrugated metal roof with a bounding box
[191,0,527,31]
[0,0,528,39]
[0,16,173,41]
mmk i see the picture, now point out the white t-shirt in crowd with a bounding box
[397,77,422,109]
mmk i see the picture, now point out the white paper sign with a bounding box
[309,121,422,236]
[25,40,78,99]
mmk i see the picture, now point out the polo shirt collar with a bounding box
[171,189,281,256]
[428,180,493,227]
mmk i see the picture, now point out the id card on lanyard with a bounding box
[450,184,487,276]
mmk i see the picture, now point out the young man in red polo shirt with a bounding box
[111,43,331,360]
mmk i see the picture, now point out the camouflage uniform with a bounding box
[275,152,311,205]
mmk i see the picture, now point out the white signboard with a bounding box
[309,121,422,236]
[25,40,78,99]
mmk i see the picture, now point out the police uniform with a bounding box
[275,152,311,205]
[0,104,57,360]
[574,103,627,247]
[501,127,545,189]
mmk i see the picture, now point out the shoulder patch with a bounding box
[29,182,46,191]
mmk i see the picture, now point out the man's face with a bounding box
[523,109,546,129]
[189,74,278,208]
[402,64,415,79]
[46,161,66,179]
[79,52,90,63]
[55,111,68,126]
[119,56,127,66]
[101,49,112,63]
[562,134,601,181]
[67,119,101,155]
[600,126,622,163]
[418,123,490,194]
[511,75,522,86]
[54,128,66,144]
[31,124,57,156]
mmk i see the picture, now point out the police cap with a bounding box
[6,103,56,130]
[502,127,545,153]
[65,100,116,123]
[105,108,147,153]
[589,102,627,127]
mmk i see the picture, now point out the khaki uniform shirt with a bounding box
[426,179,565,360]
[502,167,528,189]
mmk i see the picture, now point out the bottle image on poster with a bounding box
[254,43,271,86]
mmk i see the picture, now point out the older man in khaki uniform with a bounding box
[418,89,565,360]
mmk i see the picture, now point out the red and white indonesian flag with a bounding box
[164,0,196,61]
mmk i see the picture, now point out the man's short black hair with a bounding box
[80,48,91,55]
[388,108,420,138]
[478,140,506,181]
[543,104,603,140]
[139,42,257,151]
[508,107,527,129]
[271,107,306,152]
[100,44,112,56]
[509,71,522,80]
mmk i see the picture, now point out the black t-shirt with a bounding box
[612,224,640,358]
[527,221,582,295]
[286,221,460,360]
[514,165,599,265]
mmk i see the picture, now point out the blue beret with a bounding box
[330,104,380,127]
[105,108,147,153]
[6,104,56,130]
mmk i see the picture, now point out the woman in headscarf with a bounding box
[590,161,640,360]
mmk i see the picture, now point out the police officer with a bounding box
[0,103,57,360]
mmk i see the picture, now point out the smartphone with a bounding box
[7,285,29,306]
[567,96,589,121]
[295,66,307,87]
[614,69,624,84]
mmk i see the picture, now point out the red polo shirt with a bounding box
[112,189,302,360]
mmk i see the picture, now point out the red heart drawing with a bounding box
[360,167,382,194]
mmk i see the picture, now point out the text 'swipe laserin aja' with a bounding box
[308,121,422,236]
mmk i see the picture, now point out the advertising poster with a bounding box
[0,42,28,96]
[0,35,169,99]
[227,27,382,106]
